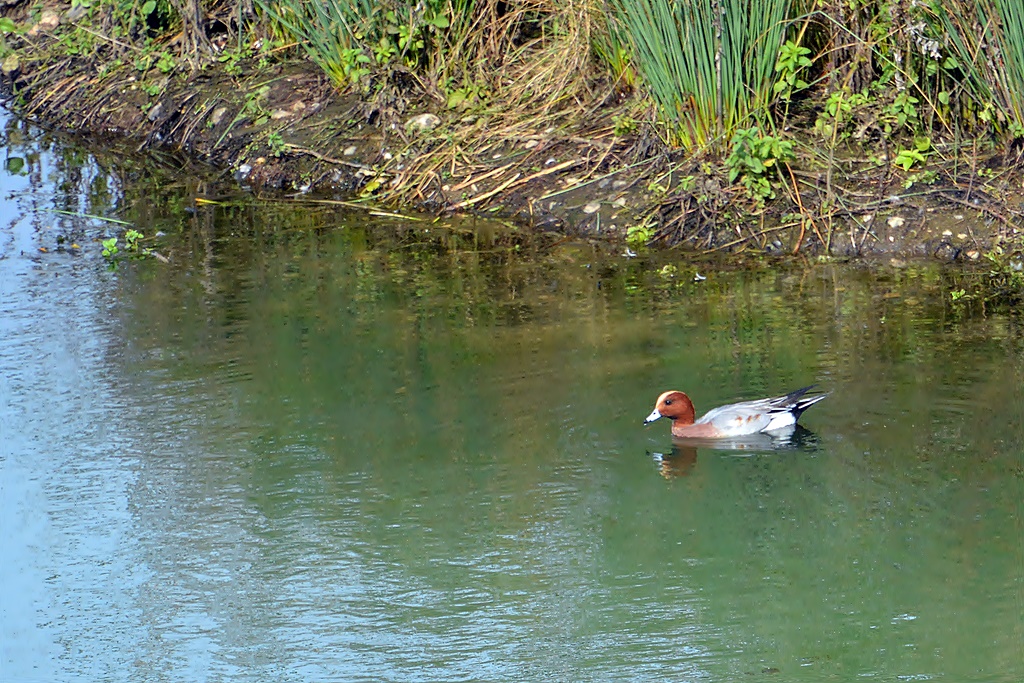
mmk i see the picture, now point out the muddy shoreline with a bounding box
[3,4,1023,262]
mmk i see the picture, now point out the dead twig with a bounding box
[707,221,802,252]
[283,143,373,171]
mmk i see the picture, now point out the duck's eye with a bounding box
[664,399,673,405]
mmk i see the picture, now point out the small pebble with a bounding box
[405,113,441,132]
[210,107,228,126]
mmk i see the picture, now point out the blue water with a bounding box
[2,109,1022,682]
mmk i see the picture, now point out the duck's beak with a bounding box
[643,408,662,425]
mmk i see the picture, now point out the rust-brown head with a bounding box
[644,390,697,426]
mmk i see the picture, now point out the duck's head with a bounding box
[644,390,696,425]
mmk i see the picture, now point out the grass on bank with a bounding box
[932,0,1024,137]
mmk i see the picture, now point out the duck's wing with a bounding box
[696,386,828,435]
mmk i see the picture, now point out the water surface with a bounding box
[2,111,1022,682]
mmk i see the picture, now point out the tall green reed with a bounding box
[255,0,376,85]
[607,0,793,150]
[931,0,1024,136]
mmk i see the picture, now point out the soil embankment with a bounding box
[2,2,1023,262]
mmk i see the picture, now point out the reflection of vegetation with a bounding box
[943,246,1024,307]
[117,189,1021,386]
[105,194,1024,682]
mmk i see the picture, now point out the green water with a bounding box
[2,113,1022,682]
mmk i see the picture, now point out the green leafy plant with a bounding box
[359,170,385,197]
[893,137,931,171]
[773,39,812,101]
[893,148,925,171]
[646,178,670,197]
[5,157,25,175]
[101,237,119,258]
[340,47,373,84]
[217,49,247,76]
[102,229,150,263]
[725,127,794,202]
[612,114,637,136]
[372,36,397,65]
[883,90,920,133]
[124,229,143,252]
[813,89,872,140]
[626,222,655,246]
[904,169,938,189]
[445,80,485,110]
[155,51,176,73]
[267,131,287,157]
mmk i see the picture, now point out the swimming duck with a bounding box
[643,385,828,438]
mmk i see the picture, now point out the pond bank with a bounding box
[2,2,1023,263]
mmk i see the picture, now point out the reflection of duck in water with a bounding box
[650,445,699,478]
[643,385,828,439]
[649,426,821,478]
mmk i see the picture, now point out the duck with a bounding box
[643,385,828,438]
